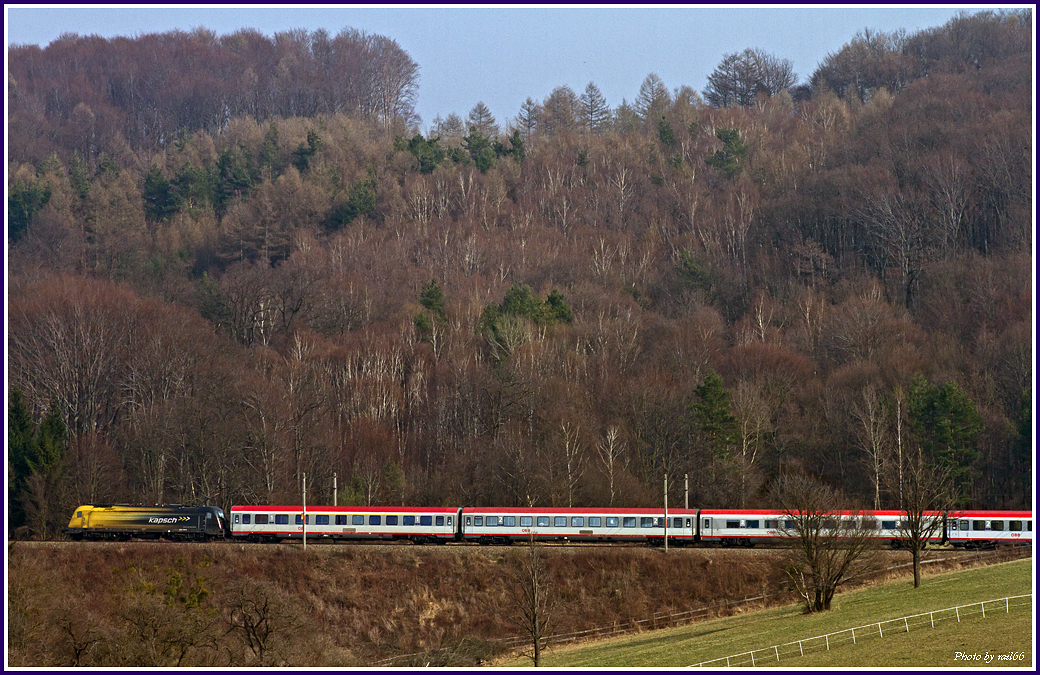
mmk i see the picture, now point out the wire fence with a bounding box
[370,544,1031,667]
[691,594,1033,667]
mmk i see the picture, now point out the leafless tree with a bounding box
[887,446,954,588]
[559,421,587,508]
[851,383,888,510]
[597,425,627,506]
[223,578,303,666]
[504,538,559,667]
[773,474,881,612]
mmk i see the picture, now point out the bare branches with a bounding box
[504,539,559,667]
[773,474,880,612]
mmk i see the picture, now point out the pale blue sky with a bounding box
[4,5,1012,132]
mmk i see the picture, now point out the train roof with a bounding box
[461,506,698,514]
[229,505,460,513]
[73,503,219,511]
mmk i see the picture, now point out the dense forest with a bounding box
[6,10,1033,538]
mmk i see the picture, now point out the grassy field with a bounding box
[501,558,1034,668]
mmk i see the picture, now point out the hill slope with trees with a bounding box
[6,10,1033,537]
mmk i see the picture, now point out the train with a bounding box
[64,503,228,541]
[66,502,1032,550]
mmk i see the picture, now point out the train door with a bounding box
[702,516,713,540]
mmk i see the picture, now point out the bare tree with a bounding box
[466,101,499,139]
[634,73,671,123]
[888,446,954,588]
[851,383,888,510]
[704,48,796,108]
[773,474,880,612]
[596,425,627,506]
[731,380,771,507]
[559,422,587,508]
[504,538,558,667]
[223,578,303,666]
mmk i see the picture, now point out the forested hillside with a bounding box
[7,11,1033,538]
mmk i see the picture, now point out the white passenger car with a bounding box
[460,507,697,545]
[229,505,461,543]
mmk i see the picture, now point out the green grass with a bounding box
[502,559,1034,668]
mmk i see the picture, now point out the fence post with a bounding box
[852,627,855,644]
[798,640,803,657]
[775,645,780,662]
[1006,597,1009,613]
[956,607,960,622]
[981,601,985,619]
[879,621,883,638]
[905,617,909,632]
[826,635,829,650]
[750,651,755,667]
[930,611,934,628]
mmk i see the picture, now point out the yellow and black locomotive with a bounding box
[65,504,228,541]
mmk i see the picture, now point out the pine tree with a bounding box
[692,371,739,460]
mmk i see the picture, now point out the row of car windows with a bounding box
[233,513,1031,532]
[467,516,693,529]
[952,519,1030,532]
[715,519,1032,531]
[235,513,450,527]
